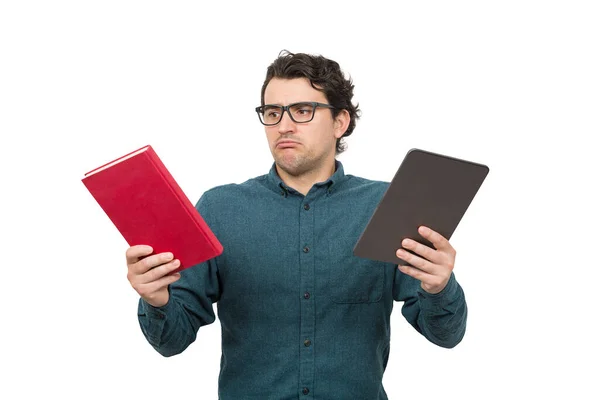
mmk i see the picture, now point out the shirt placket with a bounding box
[298,192,316,398]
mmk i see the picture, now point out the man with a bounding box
[126,50,467,399]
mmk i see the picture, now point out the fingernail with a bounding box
[402,239,411,247]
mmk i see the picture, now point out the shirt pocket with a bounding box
[328,250,385,304]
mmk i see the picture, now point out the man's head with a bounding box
[257,50,360,177]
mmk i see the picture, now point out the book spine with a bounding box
[144,147,223,253]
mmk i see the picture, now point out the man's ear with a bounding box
[334,109,351,139]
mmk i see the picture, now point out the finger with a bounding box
[401,238,444,265]
[126,245,154,264]
[397,264,437,285]
[419,226,454,253]
[138,272,182,297]
[395,248,435,273]
[132,252,174,275]
[138,259,181,284]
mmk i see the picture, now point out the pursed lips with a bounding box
[276,140,301,148]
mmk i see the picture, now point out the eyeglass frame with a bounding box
[255,101,337,126]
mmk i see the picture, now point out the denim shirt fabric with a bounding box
[137,161,467,400]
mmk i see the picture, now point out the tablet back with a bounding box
[353,148,489,264]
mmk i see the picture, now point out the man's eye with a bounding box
[292,104,313,116]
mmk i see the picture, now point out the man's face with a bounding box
[263,78,344,177]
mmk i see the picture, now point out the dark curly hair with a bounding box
[260,50,361,155]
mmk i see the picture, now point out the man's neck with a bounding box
[276,160,336,196]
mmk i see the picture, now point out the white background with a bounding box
[1,1,599,399]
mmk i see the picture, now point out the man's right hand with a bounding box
[126,245,182,308]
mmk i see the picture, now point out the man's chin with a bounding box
[275,156,307,177]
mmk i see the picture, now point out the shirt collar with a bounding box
[267,160,346,196]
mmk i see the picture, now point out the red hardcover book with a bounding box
[82,144,223,273]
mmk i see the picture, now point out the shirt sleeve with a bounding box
[393,268,467,348]
[137,256,221,356]
[137,192,222,357]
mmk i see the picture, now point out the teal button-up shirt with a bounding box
[138,161,467,400]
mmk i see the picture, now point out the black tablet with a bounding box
[353,148,489,264]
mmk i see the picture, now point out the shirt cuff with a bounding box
[141,296,177,320]
[417,272,460,309]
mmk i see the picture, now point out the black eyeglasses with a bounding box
[255,102,336,126]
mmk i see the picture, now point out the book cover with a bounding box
[82,144,223,273]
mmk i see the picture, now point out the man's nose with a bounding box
[278,110,296,133]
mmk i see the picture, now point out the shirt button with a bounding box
[304,339,311,347]
[303,246,309,253]
[303,203,310,210]
[302,387,309,395]
[303,292,310,299]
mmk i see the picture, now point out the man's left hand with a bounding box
[395,225,456,294]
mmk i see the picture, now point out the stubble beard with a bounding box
[275,147,328,178]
